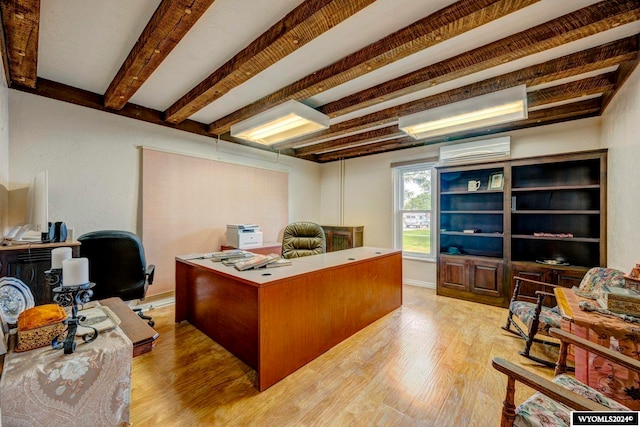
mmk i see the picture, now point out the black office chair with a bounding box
[78,230,155,326]
[281,221,326,259]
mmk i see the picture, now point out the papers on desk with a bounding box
[211,250,254,262]
[234,253,286,271]
[265,258,293,268]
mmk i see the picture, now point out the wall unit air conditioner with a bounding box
[439,136,511,165]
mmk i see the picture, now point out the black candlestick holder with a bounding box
[51,282,99,354]
[44,268,63,289]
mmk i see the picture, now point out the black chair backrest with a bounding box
[281,222,326,259]
[78,230,148,301]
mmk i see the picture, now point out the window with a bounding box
[393,163,435,259]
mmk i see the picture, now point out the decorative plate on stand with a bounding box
[536,260,570,266]
[0,277,35,324]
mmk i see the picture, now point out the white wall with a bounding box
[320,117,603,287]
[320,143,440,287]
[601,66,640,272]
[0,65,8,234]
[8,79,631,289]
[7,91,321,239]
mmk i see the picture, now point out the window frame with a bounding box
[393,162,436,261]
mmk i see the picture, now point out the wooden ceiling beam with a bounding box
[103,0,217,110]
[600,54,640,111]
[294,125,403,156]
[0,0,39,88]
[207,0,539,135]
[315,99,602,162]
[320,0,640,118]
[164,0,377,125]
[14,77,218,140]
[0,1,11,86]
[527,73,615,108]
[12,78,298,156]
[276,35,638,150]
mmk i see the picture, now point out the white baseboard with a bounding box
[403,279,436,289]
[132,296,175,312]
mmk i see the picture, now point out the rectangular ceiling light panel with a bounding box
[230,100,330,145]
[399,85,528,140]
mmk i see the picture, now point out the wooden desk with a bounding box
[175,247,402,391]
[555,287,640,409]
[1,327,132,426]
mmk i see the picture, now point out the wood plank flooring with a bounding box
[131,285,556,426]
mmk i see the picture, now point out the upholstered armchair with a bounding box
[502,267,626,366]
[281,221,326,259]
[493,328,636,427]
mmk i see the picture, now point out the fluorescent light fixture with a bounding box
[399,85,528,140]
[230,100,330,145]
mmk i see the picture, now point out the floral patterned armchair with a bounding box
[493,328,637,427]
[502,267,626,366]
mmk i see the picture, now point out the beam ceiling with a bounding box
[164,0,377,124]
[280,35,639,151]
[0,0,638,163]
[103,0,217,110]
[207,0,540,135]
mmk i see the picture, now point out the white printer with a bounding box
[226,224,263,249]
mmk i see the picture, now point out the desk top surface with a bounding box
[176,246,400,286]
[554,287,640,337]
[99,297,159,345]
[0,240,80,251]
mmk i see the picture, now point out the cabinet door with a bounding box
[7,259,53,305]
[439,257,469,291]
[470,260,504,297]
[510,263,551,304]
[553,268,587,288]
[326,229,353,252]
[0,244,80,306]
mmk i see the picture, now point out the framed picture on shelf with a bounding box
[488,172,504,190]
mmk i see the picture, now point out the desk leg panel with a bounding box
[175,260,189,323]
[258,253,402,390]
[183,263,259,369]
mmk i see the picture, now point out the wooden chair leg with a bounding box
[503,279,523,332]
[503,313,515,333]
[517,292,566,368]
[555,341,569,376]
[521,293,544,357]
[501,376,516,427]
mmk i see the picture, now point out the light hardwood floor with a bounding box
[131,285,556,426]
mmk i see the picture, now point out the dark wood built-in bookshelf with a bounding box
[436,149,607,307]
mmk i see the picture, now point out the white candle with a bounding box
[51,247,72,269]
[62,258,89,287]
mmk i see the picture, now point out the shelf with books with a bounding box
[436,149,607,307]
[511,234,599,243]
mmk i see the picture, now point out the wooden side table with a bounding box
[0,327,132,426]
[100,297,159,357]
[554,287,640,409]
